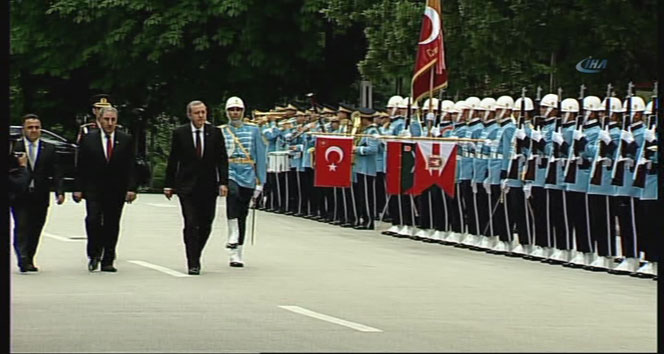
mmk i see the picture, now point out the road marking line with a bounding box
[127,260,190,277]
[43,232,85,242]
[278,305,382,332]
[146,203,178,208]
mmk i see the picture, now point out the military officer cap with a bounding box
[338,103,355,114]
[358,107,376,120]
[284,104,298,112]
[321,104,338,114]
[91,94,112,108]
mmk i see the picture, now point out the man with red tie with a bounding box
[164,100,229,275]
[74,106,137,272]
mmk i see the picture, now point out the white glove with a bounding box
[430,126,440,137]
[501,179,510,194]
[515,128,526,140]
[598,130,611,144]
[573,129,584,141]
[644,128,656,142]
[523,183,532,199]
[471,182,478,194]
[425,112,436,121]
[398,130,411,137]
[252,184,263,200]
[530,130,542,142]
[483,179,491,194]
[621,130,634,144]
[552,131,564,145]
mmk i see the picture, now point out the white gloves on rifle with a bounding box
[644,128,656,142]
[430,126,440,137]
[621,130,634,144]
[501,179,510,194]
[523,183,532,199]
[552,131,564,145]
[252,184,263,201]
[425,112,436,122]
[471,182,478,194]
[573,129,584,141]
[483,179,491,194]
[514,128,526,140]
[598,130,611,144]
[530,130,542,142]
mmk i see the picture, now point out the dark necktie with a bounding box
[195,130,202,158]
[106,134,113,162]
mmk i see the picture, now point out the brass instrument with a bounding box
[349,111,362,164]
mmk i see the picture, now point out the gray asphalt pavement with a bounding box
[10,193,658,353]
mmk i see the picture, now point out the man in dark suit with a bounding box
[73,106,137,272]
[10,114,65,272]
[164,100,229,275]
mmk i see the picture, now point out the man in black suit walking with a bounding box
[73,106,137,272]
[164,100,229,275]
[10,114,65,272]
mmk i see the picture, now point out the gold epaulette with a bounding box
[218,124,227,129]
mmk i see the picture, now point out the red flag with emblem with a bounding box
[410,141,457,196]
[314,136,353,187]
[386,141,417,195]
[411,0,447,105]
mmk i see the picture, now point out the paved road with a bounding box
[10,194,657,353]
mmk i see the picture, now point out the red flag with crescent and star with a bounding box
[314,136,353,187]
[411,0,447,105]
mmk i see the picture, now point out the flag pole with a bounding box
[427,67,434,137]
[307,131,484,142]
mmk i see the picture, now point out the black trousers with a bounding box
[417,187,434,230]
[449,183,464,233]
[531,186,549,247]
[636,199,658,262]
[615,196,639,258]
[486,185,509,241]
[460,181,478,235]
[286,169,301,213]
[546,189,572,250]
[474,183,490,237]
[11,194,48,267]
[356,174,376,227]
[302,168,315,216]
[566,190,593,253]
[265,172,277,210]
[227,180,254,246]
[85,193,126,266]
[177,187,217,268]
[588,194,617,257]
[276,171,287,212]
[506,187,532,245]
[431,185,449,231]
[375,172,387,220]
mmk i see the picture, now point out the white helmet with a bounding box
[623,96,646,112]
[422,98,439,111]
[560,98,579,113]
[601,97,624,114]
[540,93,559,108]
[478,97,496,111]
[441,100,456,112]
[387,95,403,109]
[514,97,534,111]
[644,101,653,115]
[582,96,602,111]
[454,100,469,111]
[495,96,514,110]
[465,96,481,109]
[225,96,245,110]
[397,97,410,109]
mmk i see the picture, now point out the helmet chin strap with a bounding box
[544,107,553,118]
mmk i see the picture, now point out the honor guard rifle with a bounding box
[405,97,412,130]
[523,86,543,181]
[589,83,613,185]
[564,84,587,184]
[306,92,325,133]
[632,81,658,188]
[611,82,634,186]
[507,87,527,179]
[545,87,564,184]
[435,89,444,128]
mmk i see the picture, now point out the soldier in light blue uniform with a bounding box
[444,100,470,244]
[285,111,307,216]
[352,108,380,230]
[219,96,267,268]
[414,98,440,240]
[609,96,647,275]
[300,111,320,218]
[261,113,283,211]
[584,97,623,271]
[374,111,389,222]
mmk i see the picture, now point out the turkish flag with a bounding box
[411,141,457,197]
[314,136,353,187]
[385,141,417,195]
[411,0,447,105]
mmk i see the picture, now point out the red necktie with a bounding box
[106,134,113,162]
[195,130,202,158]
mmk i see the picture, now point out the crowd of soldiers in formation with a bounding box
[248,85,658,280]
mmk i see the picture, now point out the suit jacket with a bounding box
[164,123,229,195]
[75,129,137,199]
[11,139,64,206]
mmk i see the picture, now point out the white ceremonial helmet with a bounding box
[601,97,625,114]
[540,93,559,108]
[454,100,469,111]
[387,95,404,109]
[465,96,481,109]
[560,98,579,113]
[514,97,534,111]
[582,96,602,111]
[422,98,440,111]
[225,96,245,110]
[623,96,646,112]
[397,97,410,109]
[495,96,514,110]
[441,100,456,113]
[478,97,496,111]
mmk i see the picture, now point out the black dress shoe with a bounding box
[188,267,200,275]
[331,220,343,225]
[353,225,374,230]
[225,242,238,249]
[381,231,396,236]
[101,265,117,272]
[25,264,39,272]
[229,262,244,268]
[88,258,100,272]
[340,223,354,228]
